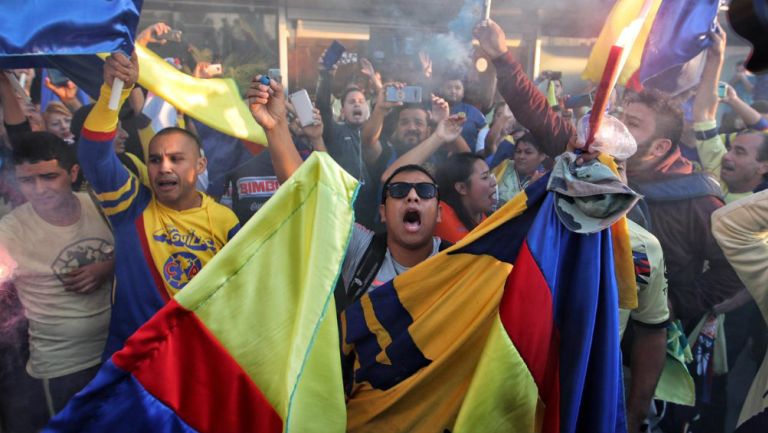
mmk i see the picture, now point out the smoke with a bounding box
[428,33,474,77]
[0,282,27,374]
[0,246,25,374]
[448,0,484,39]
[429,0,484,76]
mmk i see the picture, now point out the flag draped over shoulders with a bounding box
[44,153,357,433]
[343,171,628,433]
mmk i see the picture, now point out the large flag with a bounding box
[711,191,768,432]
[342,169,627,432]
[104,45,268,146]
[0,0,142,63]
[583,0,719,94]
[8,45,269,146]
[582,0,663,85]
[44,153,357,433]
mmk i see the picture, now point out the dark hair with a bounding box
[440,72,466,84]
[341,87,365,107]
[12,132,77,171]
[623,89,683,150]
[380,164,438,204]
[435,152,485,231]
[515,131,544,153]
[151,127,203,154]
[394,103,429,117]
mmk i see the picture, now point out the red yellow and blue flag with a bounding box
[343,171,628,433]
[43,153,357,433]
[583,0,720,94]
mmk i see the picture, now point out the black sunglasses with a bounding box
[382,182,438,203]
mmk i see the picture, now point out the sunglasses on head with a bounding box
[383,182,438,203]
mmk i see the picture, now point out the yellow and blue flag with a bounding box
[343,173,628,433]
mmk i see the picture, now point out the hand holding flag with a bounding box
[104,52,138,110]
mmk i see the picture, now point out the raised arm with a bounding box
[0,72,28,127]
[360,80,402,165]
[247,76,303,183]
[474,19,575,159]
[78,52,152,223]
[692,27,727,178]
[722,85,766,130]
[692,27,725,124]
[379,115,464,182]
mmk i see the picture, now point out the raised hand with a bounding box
[44,77,78,101]
[247,75,287,131]
[103,52,139,89]
[359,58,382,92]
[434,115,465,143]
[302,108,324,141]
[473,19,508,59]
[136,22,172,47]
[430,95,450,124]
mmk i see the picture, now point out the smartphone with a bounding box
[205,63,223,76]
[322,40,346,70]
[47,69,70,87]
[158,29,183,42]
[565,93,593,109]
[718,81,728,98]
[385,86,422,104]
[267,68,282,82]
[289,89,315,127]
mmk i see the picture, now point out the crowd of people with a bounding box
[0,17,767,433]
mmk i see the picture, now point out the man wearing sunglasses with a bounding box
[336,164,447,309]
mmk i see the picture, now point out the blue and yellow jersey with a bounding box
[79,84,240,358]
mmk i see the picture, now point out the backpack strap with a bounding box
[631,173,723,203]
[336,235,452,314]
[335,232,389,313]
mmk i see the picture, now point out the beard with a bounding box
[626,137,654,174]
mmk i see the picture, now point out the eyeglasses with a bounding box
[382,182,438,202]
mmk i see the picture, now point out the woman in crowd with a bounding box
[492,132,549,207]
[42,101,74,143]
[434,152,497,243]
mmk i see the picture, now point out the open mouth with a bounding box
[352,109,363,117]
[403,209,422,232]
[156,178,178,192]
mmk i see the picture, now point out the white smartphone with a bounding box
[205,63,223,76]
[289,89,315,127]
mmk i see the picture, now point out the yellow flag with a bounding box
[102,45,268,146]
[582,0,663,84]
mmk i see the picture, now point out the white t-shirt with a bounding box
[0,192,113,379]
